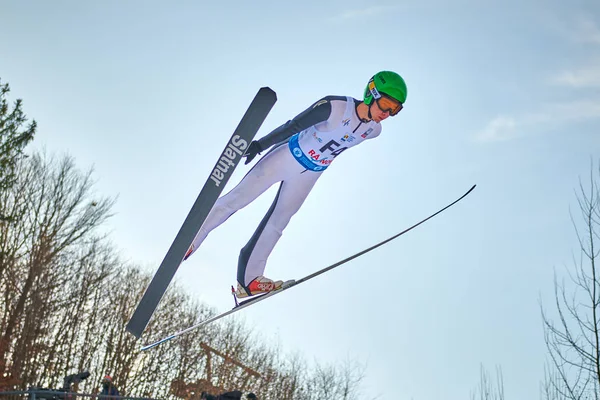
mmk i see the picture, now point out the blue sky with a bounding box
[2,0,600,398]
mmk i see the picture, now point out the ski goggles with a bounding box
[375,95,403,116]
[368,79,403,116]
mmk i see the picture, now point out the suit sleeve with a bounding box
[255,96,335,150]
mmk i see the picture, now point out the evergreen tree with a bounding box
[0,78,36,213]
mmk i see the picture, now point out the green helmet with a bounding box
[363,71,407,105]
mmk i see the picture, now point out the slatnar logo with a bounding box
[209,135,248,187]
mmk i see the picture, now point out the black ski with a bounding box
[139,184,476,350]
[126,87,277,338]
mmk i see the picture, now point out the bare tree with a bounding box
[541,161,600,400]
[0,148,371,399]
[470,364,505,400]
[293,357,366,400]
[541,364,571,400]
[0,151,115,386]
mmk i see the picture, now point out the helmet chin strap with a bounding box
[368,102,374,120]
[358,101,373,123]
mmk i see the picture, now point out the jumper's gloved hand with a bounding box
[244,141,263,164]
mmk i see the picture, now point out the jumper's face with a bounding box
[370,100,391,123]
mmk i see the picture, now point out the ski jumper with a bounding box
[186,96,382,286]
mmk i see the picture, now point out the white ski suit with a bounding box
[186,96,382,286]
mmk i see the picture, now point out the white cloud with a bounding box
[475,99,600,143]
[551,64,600,88]
[476,116,518,143]
[547,99,600,121]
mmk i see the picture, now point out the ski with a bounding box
[139,184,476,351]
[126,87,278,338]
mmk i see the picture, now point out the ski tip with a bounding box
[455,184,476,201]
[258,87,277,99]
